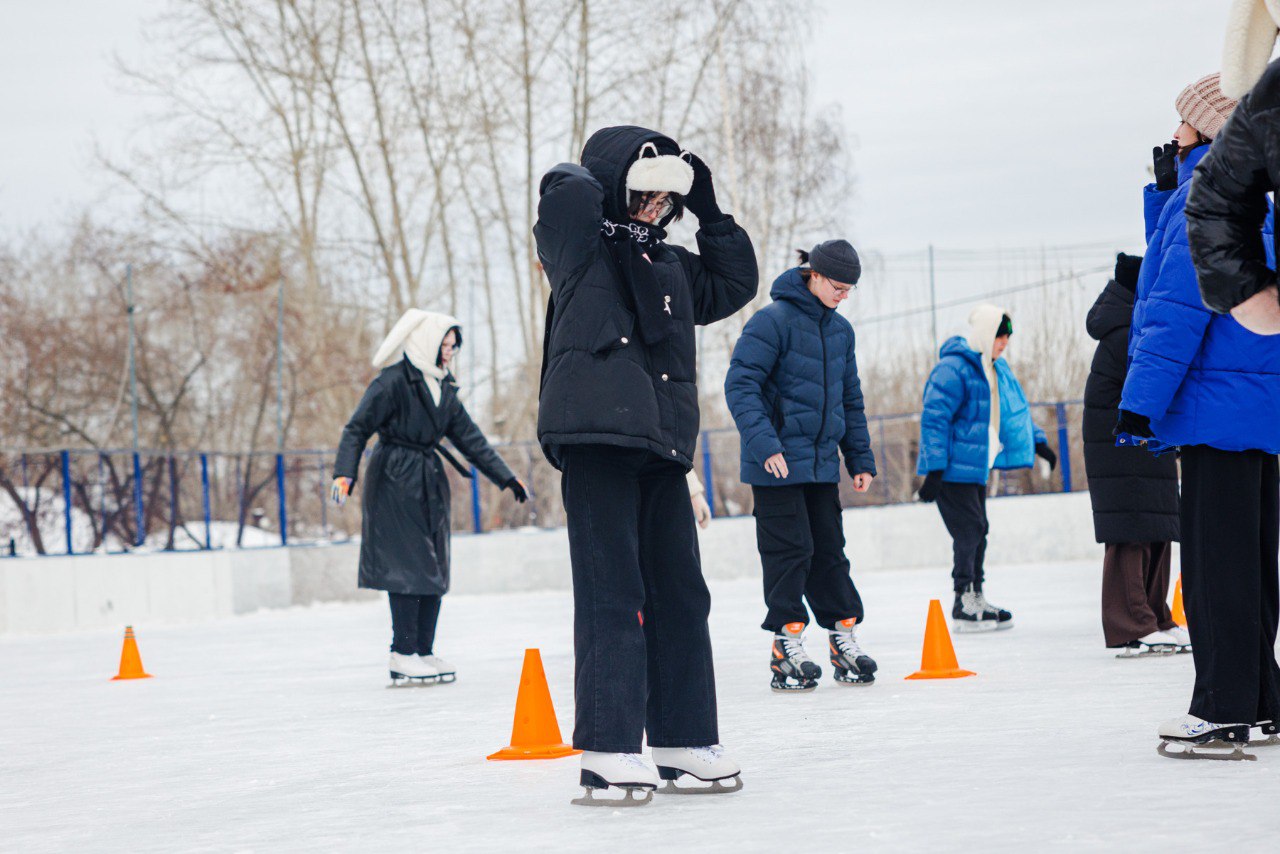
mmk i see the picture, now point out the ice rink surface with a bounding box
[4,558,1278,853]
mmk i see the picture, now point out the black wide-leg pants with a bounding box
[935,481,990,592]
[388,593,442,655]
[1181,445,1280,725]
[561,444,719,754]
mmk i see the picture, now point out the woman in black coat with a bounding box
[534,125,757,800]
[1082,254,1180,652]
[333,310,526,684]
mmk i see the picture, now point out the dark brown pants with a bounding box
[1100,541,1175,647]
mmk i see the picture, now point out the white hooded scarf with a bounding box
[964,304,1012,469]
[371,309,462,405]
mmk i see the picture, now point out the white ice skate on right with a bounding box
[1115,630,1179,659]
[388,652,440,687]
[1157,714,1255,761]
[571,752,658,807]
[1165,625,1192,654]
[420,654,457,684]
[652,745,743,795]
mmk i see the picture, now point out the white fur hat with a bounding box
[1221,0,1280,98]
[626,142,694,195]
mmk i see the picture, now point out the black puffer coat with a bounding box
[1082,271,1179,544]
[534,125,758,469]
[334,360,515,595]
[1187,59,1280,312]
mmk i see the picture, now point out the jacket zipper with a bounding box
[814,312,829,479]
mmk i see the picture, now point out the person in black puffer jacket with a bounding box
[1082,254,1180,651]
[534,125,757,795]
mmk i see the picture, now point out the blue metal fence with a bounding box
[0,400,1084,557]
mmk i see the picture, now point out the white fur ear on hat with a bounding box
[626,141,694,195]
[1221,0,1280,98]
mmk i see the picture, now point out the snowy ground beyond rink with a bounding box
[4,560,1279,853]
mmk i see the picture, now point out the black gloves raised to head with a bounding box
[1114,409,1154,439]
[682,152,724,224]
[917,471,943,503]
[505,477,529,503]
[1034,442,1058,471]
[1153,142,1179,192]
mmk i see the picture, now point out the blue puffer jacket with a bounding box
[725,268,876,486]
[916,337,1046,484]
[1121,143,1280,454]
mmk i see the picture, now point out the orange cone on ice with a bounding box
[487,648,580,761]
[905,599,976,680]
[111,626,153,681]
[1172,576,1187,628]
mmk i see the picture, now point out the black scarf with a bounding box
[600,218,674,345]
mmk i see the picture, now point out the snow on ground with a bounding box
[3,559,1277,853]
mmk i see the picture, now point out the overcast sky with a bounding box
[0,1,1247,253]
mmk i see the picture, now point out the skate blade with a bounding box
[1115,648,1175,660]
[657,775,743,795]
[770,680,817,693]
[952,621,999,634]
[993,621,1015,631]
[570,786,654,807]
[387,674,442,688]
[833,674,876,686]
[1157,740,1257,761]
[1251,734,1280,747]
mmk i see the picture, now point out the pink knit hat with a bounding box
[1175,73,1238,139]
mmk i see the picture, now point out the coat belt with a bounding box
[379,437,473,479]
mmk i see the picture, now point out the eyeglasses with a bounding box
[818,274,854,295]
[639,193,673,218]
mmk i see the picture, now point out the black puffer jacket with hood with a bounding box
[534,125,758,469]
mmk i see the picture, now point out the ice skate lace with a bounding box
[687,745,726,764]
[960,588,984,617]
[778,636,813,664]
[619,753,649,770]
[832,631,863,659]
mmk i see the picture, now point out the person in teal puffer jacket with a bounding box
[916,304,1055,632]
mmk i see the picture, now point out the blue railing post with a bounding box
[131,452,145,548]
[318,457,329,540]
[200,453,212,550]
[61,450,73,555]
[470,466,483,534]
[700,431,715,518]
[275,453,288,546]
[1055,402,1072,493]
[167,455,179,550]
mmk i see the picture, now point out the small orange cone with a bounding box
[905,599,976,680]
[1171,576,1187,628]
[111,626,153,681]
[487,648,580,761]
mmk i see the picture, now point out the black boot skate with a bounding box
[829,617,876,685]
[770,622,820,692]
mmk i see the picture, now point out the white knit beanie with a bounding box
[1221,0,1280,98]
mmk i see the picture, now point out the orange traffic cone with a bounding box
[111,626,153,681]
[487,648,580,761]
[1171,576,1187,628]
[905,599,976,680]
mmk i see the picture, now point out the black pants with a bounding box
[1181,445,1280,725]
[561,444,718,754]
[388,592,442,656]
[752,482,864,632]
[936,481,989,592]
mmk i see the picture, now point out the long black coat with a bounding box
[534,125,758,470]
[334,360,515,595]
[1082,279,1179,544]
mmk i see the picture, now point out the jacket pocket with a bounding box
[590,306,636,354]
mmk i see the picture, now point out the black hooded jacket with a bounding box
[1186,59,1280,312]
[1082,278,1179,544]
[534,125,758,469]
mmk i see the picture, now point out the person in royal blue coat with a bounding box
[725,241,878,691]
[1119,68,1280,750]
[916,305,1055,633]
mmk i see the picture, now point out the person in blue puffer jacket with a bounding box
[1116,69,1280,750]
[725,240,878,692]
[916,304,1055,633]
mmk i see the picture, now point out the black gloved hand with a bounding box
[682,152,724,223]
[917,471,943,503]
[1153,142,1179,191]
[505,477,529,503]
[1034,442,1058,471]
[1114,409,1154,439]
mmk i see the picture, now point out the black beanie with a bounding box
[1114,252,1143,293]
[809,239,861,285]
[996,314,1013,337]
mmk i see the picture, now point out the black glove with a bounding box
[1114,409,1153,439]
[1034,442,1058,471]
[505,477,529,503]
[682,152,724,223]
[1153,142,1179,191]
[917,471,943,503]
